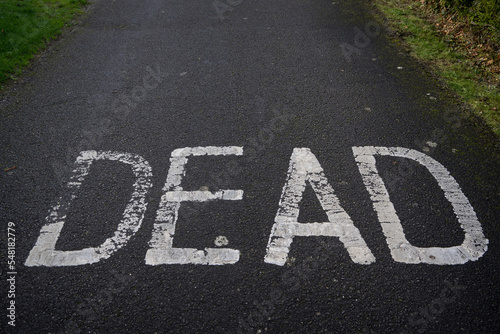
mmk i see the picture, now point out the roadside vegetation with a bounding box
[1,0,498,138]
[0,0,88,86]
[372,0,500,137]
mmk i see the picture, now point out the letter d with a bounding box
[25,151,152,266]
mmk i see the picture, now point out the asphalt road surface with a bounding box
[1,0,500,333]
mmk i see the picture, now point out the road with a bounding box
[1,0,500,333]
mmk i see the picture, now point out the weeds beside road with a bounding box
[372,0,500,137]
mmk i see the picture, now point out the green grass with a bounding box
[373,0,500,137]
[0,0,87,85]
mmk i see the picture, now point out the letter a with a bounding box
[264,148,375,266]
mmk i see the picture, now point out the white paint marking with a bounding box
[25,151,152,266]
[352,146,488,264]
[264,148,376,266]
[215,236,229,247]
[162,190,243,202]
[145,146,243,265]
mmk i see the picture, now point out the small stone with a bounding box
[426,141,438,148]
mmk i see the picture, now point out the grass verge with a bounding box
[0,0,88,87]
[371,0,500,137]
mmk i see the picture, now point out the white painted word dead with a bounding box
[25,146,488,267]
